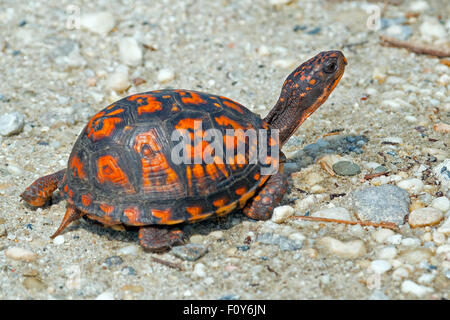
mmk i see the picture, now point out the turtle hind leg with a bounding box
[243,171,288,220]
[50,204,85,239]
[138,226,185,252]
[20,169,65,207]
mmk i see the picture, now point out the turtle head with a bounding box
[265,50,347,145]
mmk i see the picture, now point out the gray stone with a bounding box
[256,233,302,251]
[352,185,410,225]
[332,161,361,176]
[103,256,123,267]
[171,244,208,261]
[0,112,25,136]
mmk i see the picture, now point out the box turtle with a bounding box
[21,51,347,252]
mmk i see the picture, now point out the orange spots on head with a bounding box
[305,87,312,91]
[180,92,206,105]
[235,186,247,196]
[69,155,87,179]
[214,103,221,108]
[81,194,92,207]
[222,99,244,114]
[309,79,317,85]
[300,75,306,81]
[97,155,134,193]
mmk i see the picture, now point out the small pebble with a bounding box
[332,161,361,176]
[386,234,402,245]
[95,291,115,300]
[419,18,447,40]
[409,207,444,228]
[397,178,424,194]
[418,273,435,284]
[400,248,432,264]
[432,159,450,190]
[392,267,409,280]
[257,233,302,251]
[377,247,397,260]
[121,266,136,276]
[433,123,450,133]
[52,235,64,245]
[0,112,25,136]
[369,260,392,274]
[118,37,142,66]
[311,207,352,221]
[193,263,206,277]
[371,229,395,243]
[157,68,175,83]
[103,256,124,267]
[5,247,37,262]
[81,12,116,35]
[271,205,295,223]
[401,280,433,297]
[23,277,47,291]
[272,59,297,69]
[409,1,430,12]
[431,197,450,212]
[118,245,139,255]
[318,237,367,259]
[436,217,450,235]
[401,237,420,247]
[171,244,208,261]
[106,71,131,93]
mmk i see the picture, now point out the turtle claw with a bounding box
[50,205,85,239]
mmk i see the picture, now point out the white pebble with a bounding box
[371,229,395,243]
[419,18,448,40]
[431,197,450,212]
[400,248,432,264]
[193,263,206,278]
[409,1,429,12]
[311,207,352,221]
[437,217,450,235]
[157,68,175,83]
[318,237,367,259]
[405,115,417,123]
[81,12,116,35]
[401,237,420,247]
[377,247,398,260]
[5,247,37,262]
[258,45,270,56]
[0,112,25,136]
[106,71,131,93]
[269,0,293,5]
[95,291,115,300]
[118,37,142,66]
[386,234,402,245]
[53,235,65,245]
[418,273,435,284]
[397,178,424,194]
[288,232,306,242]
[271,205,295,224]
[118,245,139,255]
[401,280,433,297]
[369,260,392,274]
[409,207,444,228]
[392,267,409,280]
[432,231,446,245]
[433,159,450,190]
[436,244,450,255]
[272,59,297,69]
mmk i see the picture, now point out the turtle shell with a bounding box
[59,90,279,226]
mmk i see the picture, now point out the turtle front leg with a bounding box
[138,226,185,252]
[243,170,288,220]
[20,169,66,207]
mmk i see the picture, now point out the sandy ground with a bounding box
[0,0,449,300]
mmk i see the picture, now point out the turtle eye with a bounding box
[323,58,338,74]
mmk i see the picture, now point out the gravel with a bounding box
[1,0,449,300]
